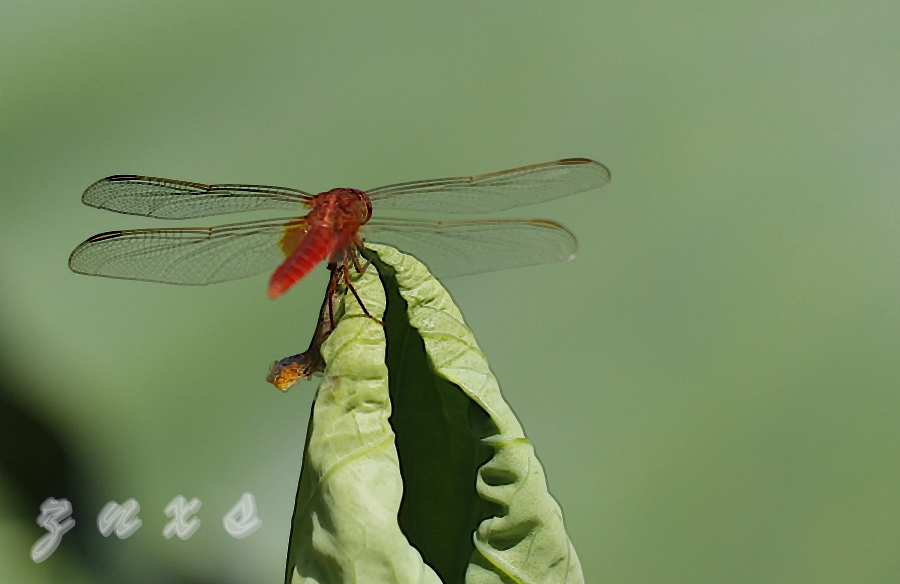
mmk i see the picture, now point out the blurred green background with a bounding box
[2,2,900,582]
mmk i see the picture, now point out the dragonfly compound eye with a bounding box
[353,189,373,223]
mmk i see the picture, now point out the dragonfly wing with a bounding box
[366,158,610,214]
[362,218,577,279]
[68,217,304,285]
[82,175,313,219]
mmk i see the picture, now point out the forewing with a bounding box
[68,217,304,285]
[366,158,610,214]
[362,218,577,279]
[82,175,313,219]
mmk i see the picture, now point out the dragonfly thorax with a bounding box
[314,187,372,226]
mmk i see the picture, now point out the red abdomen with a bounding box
[268,227,335,298]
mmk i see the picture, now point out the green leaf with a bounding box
[285,245,583,584]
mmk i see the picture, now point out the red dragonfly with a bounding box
[69,158,610,301]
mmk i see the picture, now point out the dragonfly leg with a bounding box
[350,243,371,274]
[342,258,383,326]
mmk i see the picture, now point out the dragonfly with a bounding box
[69,158,610,388]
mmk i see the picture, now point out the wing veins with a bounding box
[69,217,302,285]
[366,158,610,214]
[83,175,313,219]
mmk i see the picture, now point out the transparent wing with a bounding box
[82,175,313,219]
[68,217,305,285]
[362,218,577,279]
[366,158,610,214]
